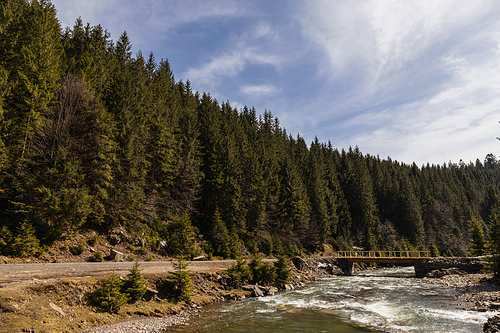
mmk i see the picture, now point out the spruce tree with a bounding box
[468,217,485,256]
[489,207,500,275]
[123,262,147,303]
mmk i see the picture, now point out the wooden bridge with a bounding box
[334,251,431,275]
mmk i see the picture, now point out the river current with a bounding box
[169,267,496,332]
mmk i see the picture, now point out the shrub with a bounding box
[91,273,128,312]
[227,259,252,286]
[70,242,85,255]
[89,251,104,262]
[274,256,291,285]
[249,257,276,286]
[123,262,147,303]
[126,243,136,252]
[11,221,39,257]
[87,234,99,246]
[0,226,12,254]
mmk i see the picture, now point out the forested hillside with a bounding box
[1,0,499,259]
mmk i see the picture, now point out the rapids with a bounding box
[169,267,495,332]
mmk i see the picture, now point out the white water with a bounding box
[171,267,496,332]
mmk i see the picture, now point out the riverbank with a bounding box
[0,259,315,333]
[421,272,500,332]
[422,272,500,312]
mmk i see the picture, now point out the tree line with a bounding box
[1,0,500,259]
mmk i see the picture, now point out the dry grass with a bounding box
[0,276,191,333]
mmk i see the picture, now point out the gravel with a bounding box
[423,273,500,311]
[79,310,195,333]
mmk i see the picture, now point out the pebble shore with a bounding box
[79,310,195,333]
[423,273,500,311]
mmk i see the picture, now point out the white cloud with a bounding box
[183,48,280,91]
[182,22,284,92]
[241,84,278,96]
[297,1,495,94]
[148,0,248,32]
[340,33,500,165]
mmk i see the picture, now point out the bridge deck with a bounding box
[336,251,430,264]
[334,251,431,275]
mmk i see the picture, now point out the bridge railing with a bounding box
[335,251,430,258]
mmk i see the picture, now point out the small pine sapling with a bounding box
[123,261,147,303]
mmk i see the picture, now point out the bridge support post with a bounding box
[338,259,354,276]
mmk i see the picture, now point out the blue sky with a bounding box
[52,0,500,166]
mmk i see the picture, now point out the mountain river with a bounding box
[169,267,496,332]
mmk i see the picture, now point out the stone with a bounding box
[252,286,265,297]
[292,257,308,271]
[142,288,158,301]
[49,302,65,317]
[241,284,265,297]
[266,286,278,296]
[109,249,125,261]
[108,227,128,245]
[134,238,146,247]
[241,285,257,292]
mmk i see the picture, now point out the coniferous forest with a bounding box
[1,0,500,259]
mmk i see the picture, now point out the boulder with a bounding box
[292,257,309,271]
[240,284,265,297]
[109,249,125,261]
[484,314,500,333]
[142,288,158,301]
[108,227,128,245]
[241,285,257,292]
[252,286,265,297]
[265,286,279,296]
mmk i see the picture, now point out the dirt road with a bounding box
[0,260,242,287]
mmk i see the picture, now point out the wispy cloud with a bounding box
[340,32,500,165]
[148,0,248,32]
[241,84,278,96]
[286,0,500,164]
[182,22,284,93]
[297,1,495,96]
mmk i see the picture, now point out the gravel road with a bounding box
[0,260,240,287]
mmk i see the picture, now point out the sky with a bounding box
[51,0,500,166]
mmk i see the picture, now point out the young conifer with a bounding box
[124,261,147,303]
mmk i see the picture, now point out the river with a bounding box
[169,267,495,332]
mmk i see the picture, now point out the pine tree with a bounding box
[91,273,128,312]
[165,213,198,258]
[2,0,62,165]
[467,217,485,256]
[274,256,291,285]
[123,262,147,303]
[209,208,231,258]
[11,220,39,257]
[278,155,311,249]
[170,257,193,301]
[340,147,379,249]
[26,74,114,240]
[489,207,500,275]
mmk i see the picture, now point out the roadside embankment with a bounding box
[0,259,317,333]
